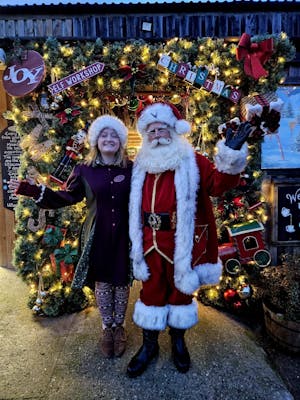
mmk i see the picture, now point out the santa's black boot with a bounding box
[169,328,190,373]
[127,329,159,378]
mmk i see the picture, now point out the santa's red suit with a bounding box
[129,137,248,331]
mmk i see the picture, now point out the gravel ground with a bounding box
[0,266,296,400]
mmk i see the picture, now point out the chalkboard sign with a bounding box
[277,185,300,242]
[0,126,21,210]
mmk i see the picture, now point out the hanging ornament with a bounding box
[170,94,181,105]
[233,301,242,310]
[32,274,46,315]
[55,104,81,124]
[233,196,245,208]
[39,91,50,111]
[54,94,64,103]
[119,61,146,95]
[128,96,140,111]
[223,288,238,302]
[50,101,60,111]
[27,209,55,232]
[238,284,251,299]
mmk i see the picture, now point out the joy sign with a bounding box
[2,50,45,97]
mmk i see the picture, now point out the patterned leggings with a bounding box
[95,282,130,328]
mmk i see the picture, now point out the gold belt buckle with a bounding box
[148,213,162,230]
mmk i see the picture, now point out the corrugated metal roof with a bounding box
[0,0,298,6]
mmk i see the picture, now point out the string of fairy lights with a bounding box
[4,33,295,316]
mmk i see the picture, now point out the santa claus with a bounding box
[127,102,251,377]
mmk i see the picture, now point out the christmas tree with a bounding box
[3,34,295,316]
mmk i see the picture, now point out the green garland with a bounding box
[4,34,295,316]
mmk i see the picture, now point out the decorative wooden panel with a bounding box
[0,13,299,40]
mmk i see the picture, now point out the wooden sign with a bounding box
[2,50,45,97]
[48,62,105,95]
[0,125,21,210]
[277,185,300,242]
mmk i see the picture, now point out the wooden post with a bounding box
[0,67,15,268]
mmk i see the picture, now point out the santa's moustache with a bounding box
[149,136,172,148]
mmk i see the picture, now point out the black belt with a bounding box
[143,212,175,231]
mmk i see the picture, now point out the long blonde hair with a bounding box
[84,145,128,167]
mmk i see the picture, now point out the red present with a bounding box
[59,261,74,283]
[49,253,57,274]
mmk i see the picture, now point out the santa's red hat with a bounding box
[88,115,128,147]
[137,102,191,136]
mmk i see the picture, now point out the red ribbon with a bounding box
[119,63,146,81]
[236,33,273,80]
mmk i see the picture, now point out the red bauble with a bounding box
[223,288,237,302]
[233,301,242,309]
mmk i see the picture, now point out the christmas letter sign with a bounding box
[2,50,45,97]
[48,62,105,95]
[157,54,241,104]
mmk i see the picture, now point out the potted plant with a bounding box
[260,253,300,353]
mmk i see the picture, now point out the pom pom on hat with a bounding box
[88,115,128,147]
[137,102,191,136]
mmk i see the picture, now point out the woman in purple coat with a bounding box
[10,115,133,359]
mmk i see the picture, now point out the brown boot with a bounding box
[113,326,127,357]
[101,327,114,358]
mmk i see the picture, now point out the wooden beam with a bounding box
[0,70,15,269]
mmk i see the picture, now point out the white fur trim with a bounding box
[88,115,128,147]
[129,141,201,295]
[175,119,191,135]
[269,98,284,113]
[245,103,262,120]
[133,258,150,281]
[35,184,46,204]
[129,164,149,280]
[194,259,223,286]
[133,299,169,330]
[218,123,226,134]
[173,144,201,294]
[214,140,248,175]
[137,103,191,136]
[230,117,241,126]
[168,298,199,329]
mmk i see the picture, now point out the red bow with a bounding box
[119,63,146,81]
[236,33,273,80]
[55,106,81,125]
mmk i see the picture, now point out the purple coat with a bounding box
[37,160,133,287]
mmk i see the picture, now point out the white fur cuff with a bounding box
[133,259,150,281]
[168,299,199,329]
[174,269,200,295]
[214,140,248,175]
[194,260,223,286]
[133,299,169,330]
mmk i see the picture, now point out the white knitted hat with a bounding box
[88,115,128,147]
[137,102,191,136]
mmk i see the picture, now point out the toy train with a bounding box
[218,220,271,275]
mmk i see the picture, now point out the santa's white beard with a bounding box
[136,134,192,173]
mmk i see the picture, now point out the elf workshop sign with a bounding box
[0,126,21,210]
[48,62,105,95]
[277,185,300,242]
